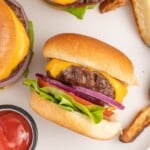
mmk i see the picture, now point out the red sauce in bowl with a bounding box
[0,110,33,150]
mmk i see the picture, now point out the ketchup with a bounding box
[0,110,33,150]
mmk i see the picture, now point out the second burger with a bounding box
[24,33,137,140]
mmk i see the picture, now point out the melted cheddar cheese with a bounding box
[0,4,29,80]
[101,73,127,102]
[52,0,76,5]
[46,59,127,102]
[46,59,73,78]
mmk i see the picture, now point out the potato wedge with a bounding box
[119,105,150,143]
[99,0,129,13]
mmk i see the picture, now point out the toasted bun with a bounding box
[30,91,121,140]
[131,0,150,47]
[43,33,137,85]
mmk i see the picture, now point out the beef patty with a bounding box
[55,65,115,99]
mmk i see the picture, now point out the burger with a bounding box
[24,33,137,140]
[44,0,102,19]
[0,0,34,88]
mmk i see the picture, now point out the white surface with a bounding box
[1,0,150,150]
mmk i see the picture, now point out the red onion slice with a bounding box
[36,74,124,110]
[72,86,124,109]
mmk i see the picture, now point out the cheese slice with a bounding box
[0,1,29,80]
[101,72,127,102]
[52,0,76,5]
[46,59,73,78]
[46,59,127,102]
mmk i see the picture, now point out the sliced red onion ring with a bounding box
[72,86,124,110]
[0,52,31,88]
[36,74,124,110]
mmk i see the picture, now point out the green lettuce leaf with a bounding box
[44,0,95,19]
[24,79,104,124]
[23,21,34,78]
[64,5,96,19]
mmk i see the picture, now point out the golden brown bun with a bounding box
[30,91,122,140]
[131,0,150,47]
[43,33,137,85]
[0,0,17,75]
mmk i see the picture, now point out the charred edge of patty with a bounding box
[48,65,115,99]
[45,0,101,8]
[5,0,28,30]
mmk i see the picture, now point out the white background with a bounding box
[1,0,150,150]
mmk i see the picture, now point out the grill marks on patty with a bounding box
[55,65,115,99]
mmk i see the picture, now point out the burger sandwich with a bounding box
[24,33,137,140]
[44,0,102,19]
[0,0,34,88]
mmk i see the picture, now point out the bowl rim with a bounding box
[0,104,38,150]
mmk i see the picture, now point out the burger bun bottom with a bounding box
[30,91,122,140]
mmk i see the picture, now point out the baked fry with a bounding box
[119,105,150,143]
[131,0,150,47]
[99,0,129,13]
